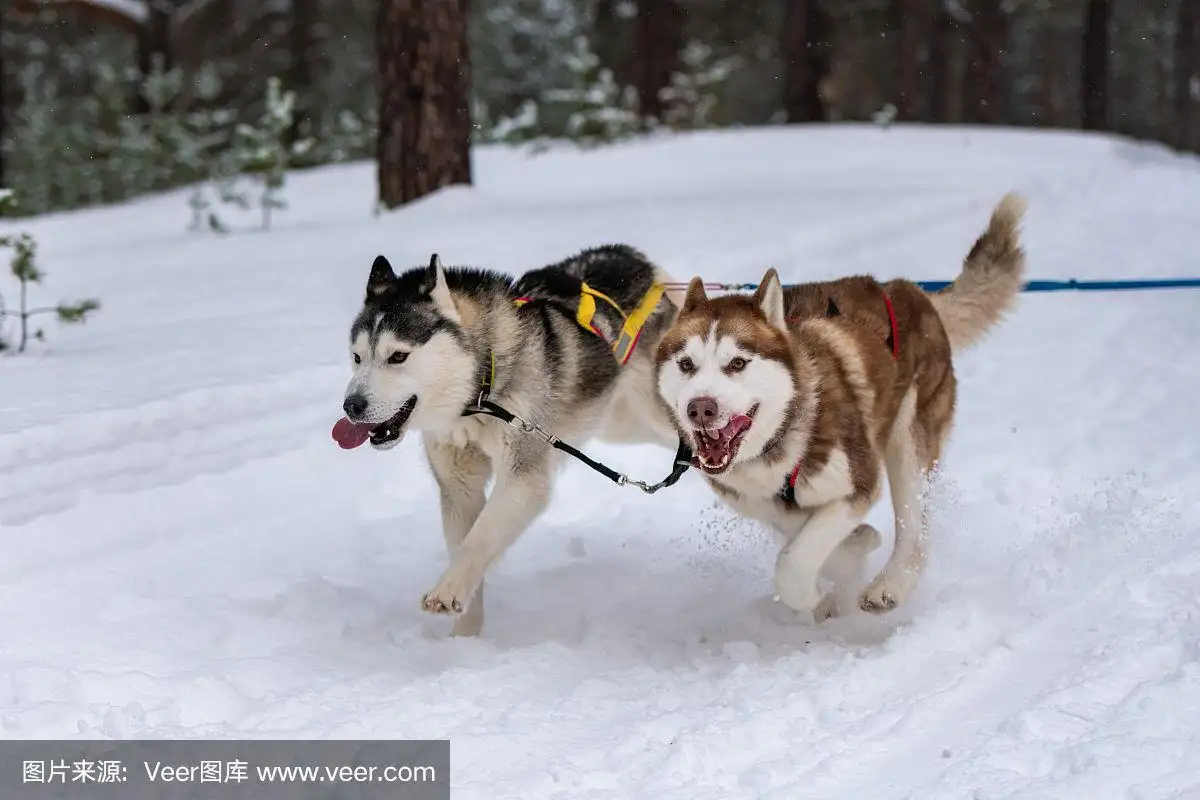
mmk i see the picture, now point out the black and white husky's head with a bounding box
[333,253,478,451]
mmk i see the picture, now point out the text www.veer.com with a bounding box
[256,763,437,783]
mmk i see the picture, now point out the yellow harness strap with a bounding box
[575,282,626,332]
[613,282,664,365]
[512,281,664,364]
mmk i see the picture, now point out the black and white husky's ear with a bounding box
[367,255,397,298]
[424,253,461,323]
[753,268,787,330]
[681,276,708,314]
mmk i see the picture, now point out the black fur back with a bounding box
[512,245,660,340]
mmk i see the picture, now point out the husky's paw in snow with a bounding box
[858,582,900,613]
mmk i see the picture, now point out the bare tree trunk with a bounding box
[135,0,174,113]
[593,0,621,73]
[928,6,957,123]
[782,0,830,122]
[962,0,1009,124]
[1081,0,1110,130]
[288,0,320,145]
[376,0,472,210]
[1177,0,1200,150]
[891,0,932,120]
[0,8,5,189]
[1154,11,1174,144]
[634,0,683,123]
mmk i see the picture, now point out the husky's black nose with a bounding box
[343,394,368,421]
[687,396,719,426]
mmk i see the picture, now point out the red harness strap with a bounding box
[881,290,900,359]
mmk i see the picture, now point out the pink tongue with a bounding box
[332,418,373,449]
[726,414,752,439]
[697,414,753,461]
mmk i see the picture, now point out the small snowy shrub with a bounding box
[872,103,898,130]
[0,192,101,354]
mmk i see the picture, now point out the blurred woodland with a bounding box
[1,0,1197,214]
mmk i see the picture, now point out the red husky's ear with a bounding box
[682,276,708,313]
[753,268,786,330]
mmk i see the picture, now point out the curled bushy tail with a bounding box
[929,192,1028,352]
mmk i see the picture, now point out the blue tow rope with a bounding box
[680,278,1200,294]
[915,278,1200,293]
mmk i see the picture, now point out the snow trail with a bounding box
[2,126,1199,799]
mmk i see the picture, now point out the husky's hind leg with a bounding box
[424,436,491,636]
[860,387,929,613]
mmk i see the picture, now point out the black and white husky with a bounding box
[334,246,679,636]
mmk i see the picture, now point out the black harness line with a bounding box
[462,373,693,495]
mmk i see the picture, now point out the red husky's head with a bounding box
[654,269,800,475]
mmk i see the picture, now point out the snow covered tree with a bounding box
[658,40,738,130]
[0,191,100,354]
[547,36,642,146]
[139,54,191,191]
[493,35,641,151]
[8,63,59,215]
[304,106,377,166]
[181,62,238,232]
[229,77,313,230]
[470,0,589,125]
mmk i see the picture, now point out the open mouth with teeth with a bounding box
[331,396,418,450]
[691,405,757,474]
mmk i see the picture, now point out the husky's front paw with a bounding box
[773,563,823,615]
[421,569,478,617]
[421,592,462,615]
[813,592,840,623]
[858,578,900,613]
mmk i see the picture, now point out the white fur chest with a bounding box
[789,449,854,507]
[438,414,508,461]
[709,448,854,534]
[710,457,791,500]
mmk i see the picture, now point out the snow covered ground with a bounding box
[3,124,1200,799]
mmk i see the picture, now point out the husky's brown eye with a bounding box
[678,356,696,374]
[727,357,749,372]
[353,353,362,364]
[388,351,409,365]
